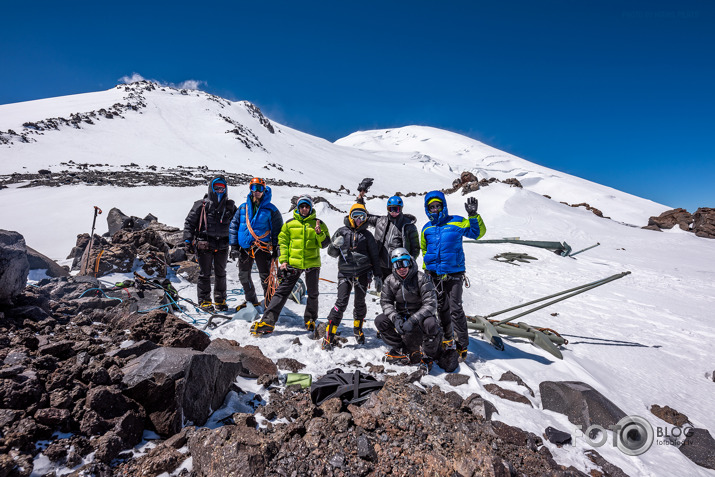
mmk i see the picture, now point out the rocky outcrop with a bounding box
[692,207,715,238]
[644,207,715,239]
[120,341,273,437]
[679,428,715,470]
[184,374,575,476]
[26,246,70,278]
[539,381,626,429]
[0,230,30,305]
[647,208,693,231]
[650,404,690,427]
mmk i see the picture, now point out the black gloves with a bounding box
[184,240,195,254]
[394,316,415,335]
[230,246,240,260]
[271,247,279,260]
[465,197,479,216]
[357,178,374,192]
[374,276,383,293]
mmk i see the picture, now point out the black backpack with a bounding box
[310,368,384,406]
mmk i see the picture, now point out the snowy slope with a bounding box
[2,82,714,476]
[336,126,667,226]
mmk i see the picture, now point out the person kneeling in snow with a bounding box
[375,248,458,372]
[323,204,383,350]
[250,195,330,335]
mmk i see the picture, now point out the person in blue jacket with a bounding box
[421,190,486,360]
[229,177,283,310]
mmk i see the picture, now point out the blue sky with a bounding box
[2,0,713,211]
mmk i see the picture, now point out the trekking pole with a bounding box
[493,271,631,326]
[84,206,102,273]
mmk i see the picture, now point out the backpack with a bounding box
[310,368,384,406]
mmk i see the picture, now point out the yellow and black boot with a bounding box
[353,319,365,345]
[199,301,215,313]
[214,300,229,312]
[250,320,275,335]
[322,321,338,351]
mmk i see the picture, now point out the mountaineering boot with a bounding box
[236,301,262,312]
[456,342,468,362]
[322,321,338,351]
[199,301,215,313]
[437,348,459,373]
[442,338,457,351]
[304,320,315,332]
[408,350,423,365]
[353,319,365,345]
[250,320,275,335]
[384,348,410,365]
[419,355,434,373]
[214,301,229,312]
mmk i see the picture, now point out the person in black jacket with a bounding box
[374,247,457,372]
[357,190,420,280]
[323,203,382,350]
[183,176,237,311]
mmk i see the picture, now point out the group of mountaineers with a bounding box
[183,176,486,373]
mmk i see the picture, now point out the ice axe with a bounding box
[84,206,102,274]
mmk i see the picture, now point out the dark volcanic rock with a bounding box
[584,449,629,476]
[679,428,715,470]
[205,339,278,378]
[26,245,70,277]
[540,381,626,430]
[0,229,30,305]
[445,374,470,386]
[484,383,533,407]
[693,207,715,239]
[122,347,237,436]
[650,404,690,427]
[647,208,693,231]
[499,370,535,397]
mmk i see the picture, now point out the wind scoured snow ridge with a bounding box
[1,84,714,476]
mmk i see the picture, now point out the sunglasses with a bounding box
[428,203,443,212]
[298,203,311,209]
[214,185,226,193]
[250,184,265,192]
[387,206,401,213]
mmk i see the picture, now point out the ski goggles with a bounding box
[250,184,265,192]
[428,202,443,212]
[351,211,367,221]
[391,254,412,269]
[213,184,226,193]
[387,206,401,213]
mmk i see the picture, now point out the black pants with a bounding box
[262,267,320,326]
[430,274,469,351]
[326,274,369,328]
[237,248,272,304]
[197,247,229,304]
[374,313,442,358]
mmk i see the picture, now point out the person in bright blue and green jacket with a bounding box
[250,195,330,335]
[421,190,486,361]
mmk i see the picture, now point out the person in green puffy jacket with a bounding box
[251,195,330,335]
